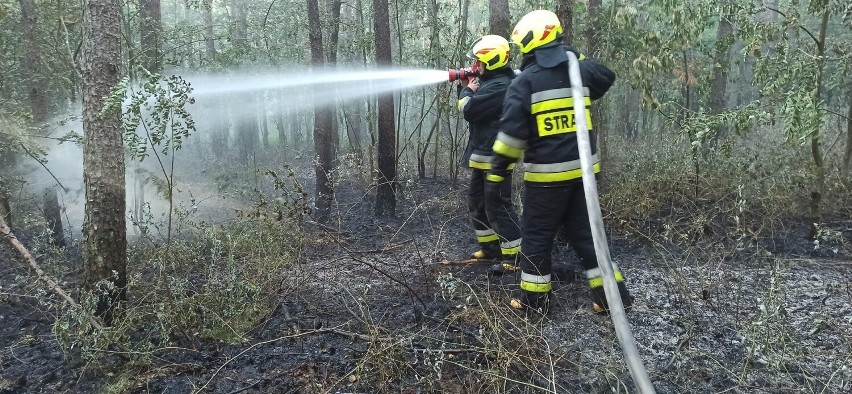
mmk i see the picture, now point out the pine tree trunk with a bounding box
[488,0,510,39]
[260,101,269,151]
[586,0,606,170]
[808,7,830,235]
[43,188,66,248]
[343,103,364,160]
[275,96,288,153]
[210,94,229,157]
[708,1,733,147]
[139,0,161,73]
[203,1,216,59]
[327,0,342,168]
[19,0,48,123]
[82,0,127,325]
[556,0,574,44]
[308,0,334,221]
[842,87,852,179]
[0,171,11,228]
[373,0,396,217]
[231,0,248,52]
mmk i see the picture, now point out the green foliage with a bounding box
[247,166,311,222]
[114,72,196,162]
[54,208,304,365]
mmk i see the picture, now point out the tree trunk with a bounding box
[0,172,11,229]
[343,103,364,161]
[43,188,66,248]
[19,0,48,124]
[275,96,288,152]
[373,0,396,217]
[307,0,334,221]
[556,0,574,44]
[708,1,733,147]
[586,0,606,171]
[210,94,229,157]
[202,0,216,59]
[236,100,258,164]
[259,99,269,151]
[82,0,127,325]
[327,0,342,167]
[488,0,510,39]
[808,7,830,235]
[231,0,248,52]
[139,0,161,73]
[843,87,852,179]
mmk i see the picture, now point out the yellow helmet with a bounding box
[511,10,563,54]
[466,35,511,71]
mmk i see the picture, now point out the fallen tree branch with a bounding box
[0,217,104,330]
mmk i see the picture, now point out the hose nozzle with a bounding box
[448,68,480,82]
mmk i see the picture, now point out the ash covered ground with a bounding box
[2,176,851,393]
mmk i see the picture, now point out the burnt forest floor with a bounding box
[2,173,852,394]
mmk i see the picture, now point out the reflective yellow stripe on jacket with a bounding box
[493,131,527,159]
[530,88,593,137]
[523,153,600,182]
[469,153,516,170]
[458,96,471,112]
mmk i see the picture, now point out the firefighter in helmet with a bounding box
[455,34,523,275]
[489,10,633,314]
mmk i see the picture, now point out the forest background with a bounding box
[1,0,851,393]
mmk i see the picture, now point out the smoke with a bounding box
[33,111,193,241]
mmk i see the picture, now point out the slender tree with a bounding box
[586,0,608,170]
[488,0,510,39]
[708,1,734,146]
[139,0,161,73]
[307,0,334,221]
[82,0,127,324]
[556,0,574,44]
[44,188,66,248]
[19,0,48,124]
[327,0,342,165]
[373,0,396,217]
[808,6,831,233]
[843,87,852,179]
[231,0,248,51]
[202,0,216,59]
[0,151,12,228]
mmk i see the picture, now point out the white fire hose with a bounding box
[567,51,656,394]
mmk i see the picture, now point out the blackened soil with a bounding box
[2,176,851,393]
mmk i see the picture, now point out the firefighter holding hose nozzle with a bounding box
[453,35,523,276]
[489,10,633,315]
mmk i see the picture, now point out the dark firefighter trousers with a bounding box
[468,168,522,259]
[519,181,599,276]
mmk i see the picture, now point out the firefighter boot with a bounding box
[466,242,501,263]
[586,265,633,313]
[488,253,520,276]
[509,272,552,316]
[509,289,551,316]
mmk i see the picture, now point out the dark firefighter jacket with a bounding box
[490,44,615,186]
[457,66,516,169]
